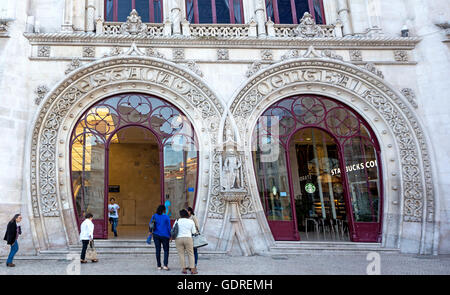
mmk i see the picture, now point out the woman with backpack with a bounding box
[149,205,171,270]
[173,209,198,274]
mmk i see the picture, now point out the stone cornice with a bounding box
[23,32,421,49]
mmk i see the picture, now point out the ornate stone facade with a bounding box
[0,0,448,258]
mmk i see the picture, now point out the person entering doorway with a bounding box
[108,198,120,237]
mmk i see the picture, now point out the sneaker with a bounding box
[6,263,15,267]
[157,266,162,270]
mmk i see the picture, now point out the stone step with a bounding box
[269,241,400,254]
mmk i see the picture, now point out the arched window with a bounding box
[252,95,383,242]
[186,0,244,24]
[105,0,163,23]
[265,0,325,24]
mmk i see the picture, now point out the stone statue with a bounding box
[222,150,242,190]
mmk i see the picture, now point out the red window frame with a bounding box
[186,0,245,24]
[266,0,326,24]
[105,0,164,23]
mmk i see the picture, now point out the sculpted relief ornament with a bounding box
[120,9,147,36]
[31,57,223,217]
[293,12,324,38]
[230,60,433,226]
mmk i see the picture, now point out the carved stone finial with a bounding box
[186,61,203,77]
[246,61,263,78]
[363,63,384,79]
[35,85,49,105]
[293,12,324,38]
[401,88,418,109]
[120,9,147,36]
[65,58,82,75]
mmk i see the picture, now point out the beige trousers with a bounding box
[175,237,195,269]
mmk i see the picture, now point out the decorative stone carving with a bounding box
[34,85,49,105]
[145,47,165,59]
[281,49,300,61]
[217,49,229,60]
[260,49,273,61]
[38,46,50,57]
[293,12,324,38]
[82,46,95,58]
[65,58,82,75]
[108,46,123,57]
[186,61,203,77]
[0,21,10,37]
[120,9,147,36]
[349,49,362,61]
[394,50,408,62]
[230,60,433,228]
[321,49,343,61]
[31,57,223,217]
[401,88,418,109]
[363,63,384,79]
[172,48,185,61]
[246,61,263,78]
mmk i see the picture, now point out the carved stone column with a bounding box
[61,0,74,32]
[170,0,181,35]
[337,0,352,36]
[254,0,267,37]
[86,0,96,32]
[216,191,254,256]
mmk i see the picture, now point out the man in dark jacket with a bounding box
[3,214,22,267]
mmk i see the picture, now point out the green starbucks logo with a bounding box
[305,183,316,194]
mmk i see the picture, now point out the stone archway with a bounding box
[28,56,224,251]
[225,58,437,254]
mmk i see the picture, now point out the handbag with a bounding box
[193,233,208,248]
[85,240,98,261]
[170,220,179,239]
[149,217,156,233]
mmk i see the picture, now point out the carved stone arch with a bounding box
[227,58,437,254]
[28,56,224,250]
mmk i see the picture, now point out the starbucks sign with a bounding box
[305,183,316,194]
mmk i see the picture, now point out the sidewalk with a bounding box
[1,252,449,275]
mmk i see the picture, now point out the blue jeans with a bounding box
[7,241,19,264]
[194,247,198,266]
[110,218,118,236]
[153,234,169,267]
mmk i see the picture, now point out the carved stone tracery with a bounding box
[31,57,223,217]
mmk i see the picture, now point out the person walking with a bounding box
[3,214,22,267]
[173,209,198,274]
[79,213,97,263]
[149,205,171,271]
[108,198,120,237]
[187,207,200,268]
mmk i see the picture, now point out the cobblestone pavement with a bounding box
[1,252,449,275]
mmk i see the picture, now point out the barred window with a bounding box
[186,0,244,24]
[266,0,325,24]
[105,0,163,23]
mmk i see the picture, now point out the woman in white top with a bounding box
[79,213,97,263]
[173,209,198,274]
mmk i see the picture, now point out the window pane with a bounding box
[278,0,294,24]
[135,0,150,22]
[106,0,114,21]
[164,144,198,219]
[266,0,275,21]
[313,0,324,24]
[254,121,292,221]
[233,0,243,23]
[216,0,231,24]
[71,133,105,221]
[294,0,309,23]
[344,137,380,222]
[153,0,163,23]
[198,0,213,23]
[186,0,195,23]
[118,0,133,22]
